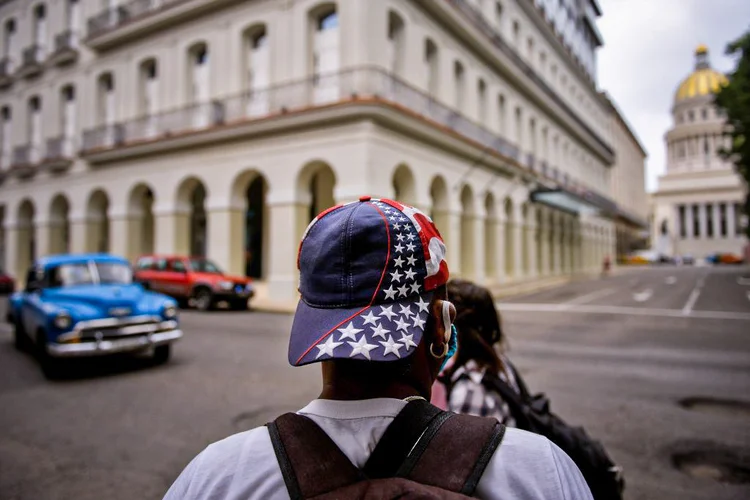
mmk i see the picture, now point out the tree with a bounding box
[714,31,750,238]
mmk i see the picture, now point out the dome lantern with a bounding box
[674,46,728,103]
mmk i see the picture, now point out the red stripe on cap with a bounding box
[295,305,370,365]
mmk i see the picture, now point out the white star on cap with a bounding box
[379,305,397,321]
[406,242,416,252]
[361,310,379,326]
[399,304,413,318]
[390,270,403,283]
[394,316,410,333]
[400,333,418,349]
[380,335,404,358]
[404,268,416,281]
[393,223,401,231]
[383,286,397,300]
[406,254,417,266]
[338,321,364,341]
[397,284,409,297]
[416,296,430,313]
[412,314,426,331]
[410,282,421,294]
[389,215,399,221]
[394,243,405,254]
[396,233,405,242]
[407,233,416,241]
[393,256,405,268]
[370,322,390,340]
[316,335,343,359]
[399,216,407,222]
[348,335,377,360]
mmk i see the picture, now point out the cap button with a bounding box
[359,195,372,202]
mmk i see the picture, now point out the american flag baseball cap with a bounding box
[289,196,450,366]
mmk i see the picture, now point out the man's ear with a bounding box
[430,299,457,345]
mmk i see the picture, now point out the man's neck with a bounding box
[318,380,427,401]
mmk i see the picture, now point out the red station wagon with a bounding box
[134,256,254,311]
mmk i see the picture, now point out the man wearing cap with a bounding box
[165,197,592,499]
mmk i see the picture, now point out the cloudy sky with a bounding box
[597,0,750,192]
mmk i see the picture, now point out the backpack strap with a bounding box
[267,413,362,500]
[401,413,506,495]
[363,399,443,479]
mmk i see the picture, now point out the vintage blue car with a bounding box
[7,253,182,378]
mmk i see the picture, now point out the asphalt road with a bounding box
[1,265,749,500]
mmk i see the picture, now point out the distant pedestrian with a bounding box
[164,197,592,500]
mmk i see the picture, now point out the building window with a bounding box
[692,204,700,238]
[539,52,547,75]
[3,19,16,62]
[454,60,464,110]
[512,20,520,47]
[387,11,405,77]
[139,58,158,117]
[317,11,338,31]
[719,203,727,237]
[28,96,42,154]
[678,205,686,238]
[529,118,536,156]
[706,203,714,238]
[701,108,708,121]
[527,37,534,62]
[477,79,486,125]
[515,106,523,147]
[734,203,742,236]
[244,26,269,93]
[688,110,694,122]
[97,72,115,126]
[33,4,47,52]
[61,85,75,139]
[494,2,503,32]
[188,43,209,102]
[1,105,11,166]
[497,94,505,135]
[425,38,438,96]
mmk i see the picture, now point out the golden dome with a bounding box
[674,46,728,102]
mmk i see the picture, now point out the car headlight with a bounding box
[163,304,178,319]
[217,280,234,290]
[54,312,72,330]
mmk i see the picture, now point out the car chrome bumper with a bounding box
[47,329,183,358]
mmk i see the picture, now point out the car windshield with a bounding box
[189,258,223,274]
[53,262,133,287]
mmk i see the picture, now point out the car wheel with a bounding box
[36,330,63,380]
[153,344,171,364]
[193,288,213,312]
[231,299,249,311]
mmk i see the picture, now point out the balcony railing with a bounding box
[444,0,614,161]
[46,136,76,159]
[13,144,42,166]
[50,30,80,66]
[87,0,180,39]
[81,66,521,162]
[18,45,45,78]
[0,57,13,87]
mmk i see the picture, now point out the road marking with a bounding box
[665,276,677,285]
[682,289,701,316]
[496,303,750,321]
[738,277,750,286]
[633,289,653,302]
[558,288,616,309]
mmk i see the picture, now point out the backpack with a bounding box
[476,367,625,500]
[266,400,505,499]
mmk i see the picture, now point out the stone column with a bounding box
[34,218,51,258]
[699,204,707,239]
[153,204,189,256]
[712,203,720,240]
[494,215,506,283]
[68,211,88,254]
[472,212,486,283]
[4,221,20,283]
[512,211,523,279]
[445,210,463,277]
[686,206,694,239]
[108,206,132,261]
[539,212,550,276]
[525,216,537,278]
[266,197,307,304]
[206,202,244,275]
[728,203,736,237]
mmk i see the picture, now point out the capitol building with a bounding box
[652,45,747,259]
[0,0,647,308]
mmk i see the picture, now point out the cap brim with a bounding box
[289,291,434,366]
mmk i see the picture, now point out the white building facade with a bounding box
[652,46,747,259]
[0,0,620,307]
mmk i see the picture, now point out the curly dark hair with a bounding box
[447,279,505,375]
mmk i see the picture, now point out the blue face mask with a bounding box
[440,324,459,372]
